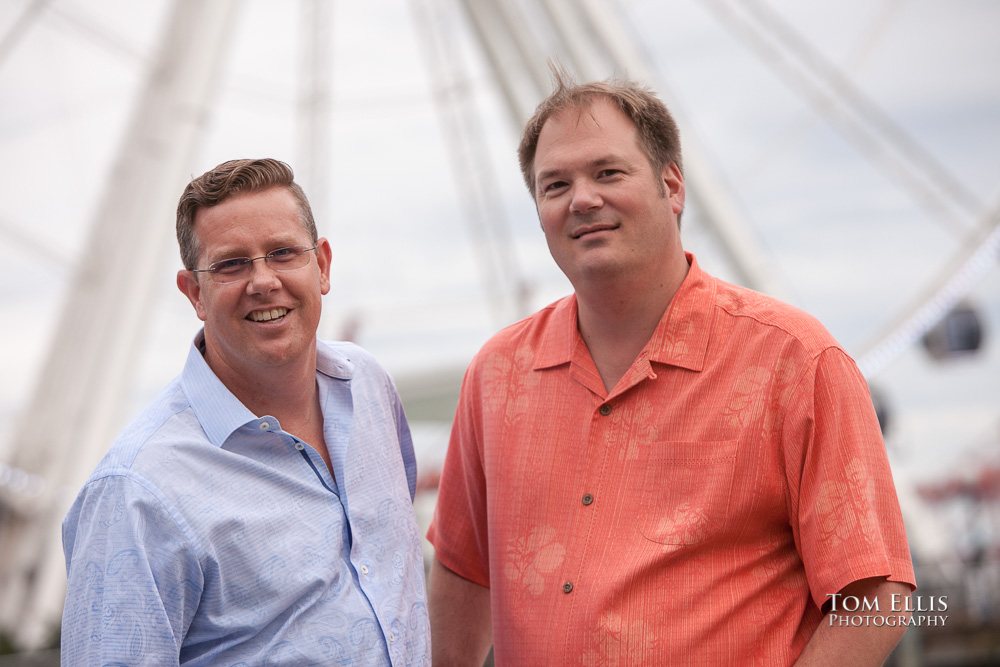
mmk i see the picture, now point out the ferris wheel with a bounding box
[0,0,997,652]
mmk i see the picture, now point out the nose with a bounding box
[569,180,602,214]
[245,257,281,295]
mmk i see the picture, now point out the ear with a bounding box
[177,270,208,321]
[316,237,333,295]
[662,162,685,215]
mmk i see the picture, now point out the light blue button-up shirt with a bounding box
[61,333,430,666]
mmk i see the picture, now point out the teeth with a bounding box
[248,308,288,322]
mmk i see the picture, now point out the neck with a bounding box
[574,255,689,392]
[207,347,320,426]
[239,367,319,426]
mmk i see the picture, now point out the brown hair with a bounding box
[176,158,317,270]
[517,69,683,199]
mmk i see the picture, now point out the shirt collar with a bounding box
[532,253,715,373]
[180,330,355,448]
[315,340,355,381]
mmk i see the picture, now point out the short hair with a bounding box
[176,158,317,270]
[517,69,683,200]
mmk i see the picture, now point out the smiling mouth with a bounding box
[247,307,288,322]
[572,224,618,239]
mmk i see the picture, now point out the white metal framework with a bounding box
[0,0,995,651]
[0,0,237,647]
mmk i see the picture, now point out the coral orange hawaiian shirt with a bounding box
[428,254,914,665]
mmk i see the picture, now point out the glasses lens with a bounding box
[266,245,312,270]
[209,258,251,283]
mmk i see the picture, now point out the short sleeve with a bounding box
[426,362,491,587]
[782,347,916,609]
[61,474,202,665]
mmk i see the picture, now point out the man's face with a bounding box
[533,98,685,287]
[176,187,332,383]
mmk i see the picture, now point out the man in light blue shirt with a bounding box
[61,158,430,665]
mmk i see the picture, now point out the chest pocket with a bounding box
[639,440,738,545]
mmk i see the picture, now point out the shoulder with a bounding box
[71,377,219,532]
[64,382,206,556]
[710,277,842,358]
[91,377,204,479]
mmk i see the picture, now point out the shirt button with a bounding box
[563,581,574,594]
[388,632,395,642]
[259,421,270,430]
[582,493,594,506]
[294,442,305,450]
[599,404,612,416]
[361,565,370,575]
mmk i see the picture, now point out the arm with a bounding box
[794,577,911,666]
[61,476,199,665]
[782,349,916,664]
[428,556,492,667]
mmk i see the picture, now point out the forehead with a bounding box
[194,187,308,255]
[534,99,642,171]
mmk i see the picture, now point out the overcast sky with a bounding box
[1,0,998,544]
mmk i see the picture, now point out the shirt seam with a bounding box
[103,395,195,473]
[719,302,841,360]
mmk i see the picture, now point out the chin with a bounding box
[574,257,627,281]
[247,341,306,367]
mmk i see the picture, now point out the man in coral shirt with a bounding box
[427,73,916,665]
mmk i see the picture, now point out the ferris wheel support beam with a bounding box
[412,0,529,326]
[692,0,1000,373]
[456,0,554,127]
[702,0,985,234]
[0,0,237,649]
[296,0,333,228]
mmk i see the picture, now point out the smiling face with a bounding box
[176,186,331,389]
[533,98,686,289]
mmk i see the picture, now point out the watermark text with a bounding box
[825,594,948,627]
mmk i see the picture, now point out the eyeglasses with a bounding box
[192,245,318,284]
